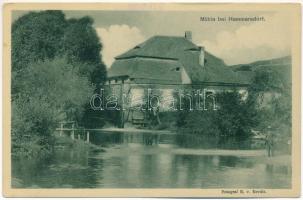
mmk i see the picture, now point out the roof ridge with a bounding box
[153,35,199,47]
[153,35,184,38]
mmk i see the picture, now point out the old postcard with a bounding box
[2,3,301,197]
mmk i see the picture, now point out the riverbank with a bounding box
[90,127,174,134]
[12,130,291,189]
[54,134,106,152]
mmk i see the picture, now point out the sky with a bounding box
[13,10,292,68]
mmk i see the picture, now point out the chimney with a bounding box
[184,31,192,41]
[199,46,205,67]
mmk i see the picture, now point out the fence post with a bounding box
[119,83,124,128]
[60,123,63,137]
[71,123,75,140]
[78,134,80,140]
[86,131,90,143]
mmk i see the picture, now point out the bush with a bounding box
[179,110,219,136]
[176,90,258,139]
[12,58,93,157]
[215,91,258,138]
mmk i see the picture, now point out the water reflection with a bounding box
[12,131,291,188]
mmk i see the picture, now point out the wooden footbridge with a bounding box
[56,120,174,145]
[56,121,90,143]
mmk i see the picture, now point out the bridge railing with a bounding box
[56,121,90,143]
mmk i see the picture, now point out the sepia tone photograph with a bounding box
[2,3,301,197]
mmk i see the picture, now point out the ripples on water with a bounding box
[12,131,291,188]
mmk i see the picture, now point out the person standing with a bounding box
[265,126,274,157]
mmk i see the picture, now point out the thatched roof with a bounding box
[108,35,249,85]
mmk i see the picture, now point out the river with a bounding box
[12,131,291,188]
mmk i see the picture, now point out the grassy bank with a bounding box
[54,134,106,153]
[12,133,106,159]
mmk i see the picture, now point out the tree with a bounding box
[12,10,108,136]
[12,58,94,156]
[249,67,285,104]
[63,17,107,86]
[214,91,258,139]
[249,67,291,138]
[176,89,258,139]
[12,11,67,72]
[12,10,107,88]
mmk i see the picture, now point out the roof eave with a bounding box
[191,81,251,87]
[115,55,179,61]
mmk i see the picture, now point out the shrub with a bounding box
[12,58,93,157]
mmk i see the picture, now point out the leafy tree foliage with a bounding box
[249,67,291,138]
[12,11,67,73]
[249,67,287,97]
[177,90,258,139]
[215,91,258,138]
[12,58,93,156]
[12,10,106,87]
[178,111,219,136]
[63,17,106,85]
[12,11,107,156]
[176,65,291,144]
